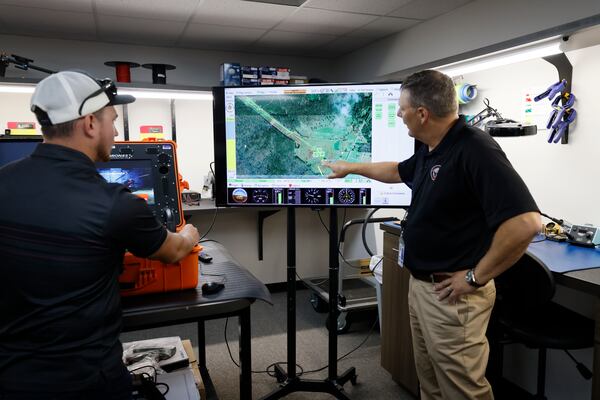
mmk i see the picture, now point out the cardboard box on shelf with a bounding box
[220,63,241,86]
[260,78,275,85]
[275,67,290,80]
[242,66,259,79]
[290,75,308,84]
[182,339,206,400]
[259,66,277,78]
[242,78,259,86]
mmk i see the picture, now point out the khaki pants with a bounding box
[408,276,496,400]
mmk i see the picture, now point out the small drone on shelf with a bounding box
[467,98,537,137]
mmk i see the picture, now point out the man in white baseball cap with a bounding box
[0,71,200,399]
[30,70,135,162]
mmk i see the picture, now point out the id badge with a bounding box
[397,236,405,268]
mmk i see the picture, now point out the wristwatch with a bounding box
[465,268,484,288]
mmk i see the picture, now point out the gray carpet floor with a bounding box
[121,288,416,400]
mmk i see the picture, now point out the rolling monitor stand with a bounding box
[260,207,357,400]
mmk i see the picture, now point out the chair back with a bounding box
[494,254,556,311]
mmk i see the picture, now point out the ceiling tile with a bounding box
[96,14,186,46]
[0,0,92,13]
[178,23,267,50]
[309,35,374,57]
[304,0,411,16]
[95,0,200,22]
[347,16,419,39]
[255,30,337,51]
[389,0,473,20]
[276,8,377,35]
[192,0,296,29]
[0,5,96,38]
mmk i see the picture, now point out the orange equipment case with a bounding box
[99,140,200,296]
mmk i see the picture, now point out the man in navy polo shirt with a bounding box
[0,71,200,399]
[325,70,540,399]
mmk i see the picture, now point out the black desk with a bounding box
[121,241,272,400]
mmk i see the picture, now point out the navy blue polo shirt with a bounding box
[398,116,538,273]
[0,143,167,392]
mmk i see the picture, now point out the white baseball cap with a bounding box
[30,70,135,126]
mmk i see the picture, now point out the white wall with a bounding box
[190,207,376,284]
[337,0,600,81]
[460,45,600,229]
[0,34,335,86]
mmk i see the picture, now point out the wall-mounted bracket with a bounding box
[258,210,279,260]
[542,53,573,144]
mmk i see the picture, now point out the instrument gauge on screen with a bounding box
[338,188,356,204]
[251,188,271,203]
[303,188,325,204]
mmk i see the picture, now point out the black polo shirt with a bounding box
[0,143,167,392]
[398,116,538,273]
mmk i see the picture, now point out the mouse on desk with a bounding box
[202,281,224,295]
[199,251,213,263]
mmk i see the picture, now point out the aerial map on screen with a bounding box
[234,92,372,178]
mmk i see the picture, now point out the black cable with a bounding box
[296,270,328,286]
[223,310,380,378]
[302,315,380,376]
[128,364,159,378]
[540,211,575,241]
[223,262,384,380]
[199,238,221,245]
[198,207,218,241]
[201,272,227,283]
[155,382,170,396]
[195,161,219,241]
[265,362,304,378]
[316,209,361,270]
[316,209,330,234]
[361,207,379,257]
[223,317,293,374]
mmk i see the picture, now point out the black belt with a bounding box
[410,271,453,283]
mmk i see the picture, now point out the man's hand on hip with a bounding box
[434,270,477,304]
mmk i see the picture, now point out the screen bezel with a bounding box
[0,138,43,167]
[213,82,417,208]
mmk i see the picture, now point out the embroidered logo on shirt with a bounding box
[430,165,441,181]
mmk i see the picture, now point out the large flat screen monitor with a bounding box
[213,82,414,207]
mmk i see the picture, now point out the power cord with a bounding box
[198,207,219,241]
[129,365,170,399]
[316,209,362,270]
[223,314,380,378]
[222,317,303,375]
[302,315,380,376]
[197,162,219,241]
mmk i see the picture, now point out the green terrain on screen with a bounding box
[234,92,372,178]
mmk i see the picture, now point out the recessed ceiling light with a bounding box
[242,0,308,6]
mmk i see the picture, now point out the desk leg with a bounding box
[198,320,220,400]
[239,307,252,400]
[198,320,206,367]
[593,301,600,399]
